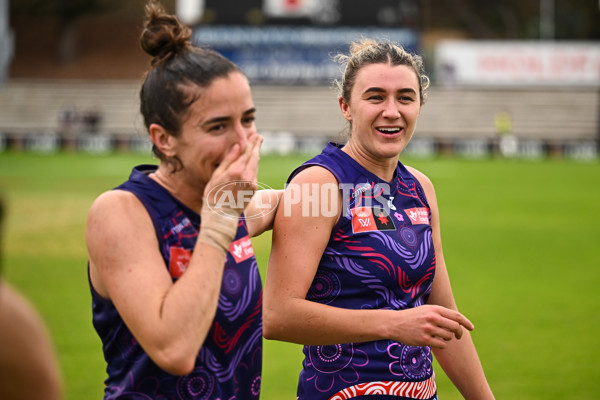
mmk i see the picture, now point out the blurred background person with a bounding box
[0,197,63,400]
[495,109,518,158]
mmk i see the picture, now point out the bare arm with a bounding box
[87,191,228,375]
[245,189,283,237]
[0,281,62,400]
[263,167,472,347]
[408,166,495,399]
[87,136,262,376]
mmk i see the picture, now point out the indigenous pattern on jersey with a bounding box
[89,165,262,400]
[288,143,437,400]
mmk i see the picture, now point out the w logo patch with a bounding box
[351,206,396,233]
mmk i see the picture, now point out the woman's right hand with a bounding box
[203,133,263,218]
[198,134,263,252]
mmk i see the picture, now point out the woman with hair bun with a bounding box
[86,2,279,398]
[264,38,494,399]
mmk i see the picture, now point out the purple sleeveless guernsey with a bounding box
[89,165,262,400]
[289,143,438,400]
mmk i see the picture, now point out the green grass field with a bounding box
[0,150,599,399]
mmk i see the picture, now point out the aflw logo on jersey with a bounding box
[351,206,396,233]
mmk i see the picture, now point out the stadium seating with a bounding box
[0,79,597,153]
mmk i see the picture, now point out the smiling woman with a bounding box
[263,38,495,400]
[84,1,281,399]
[339,63,423,180]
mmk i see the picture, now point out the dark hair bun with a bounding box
[140,1,192,66]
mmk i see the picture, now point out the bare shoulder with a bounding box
[86,188,156,246]
[86,189,154,233]
[0,282,51,343]
[86,189,160,297]
[88,189,142,216]
[86,190,154,257]
[276,164,341,228]
[405,165,434,191]
[289,164,339,185]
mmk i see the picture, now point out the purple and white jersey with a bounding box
[289,143,437,400]
[90,165,262,400]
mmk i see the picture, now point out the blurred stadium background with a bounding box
[0,0,598,160]
[1,2,599,399]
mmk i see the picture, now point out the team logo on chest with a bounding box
[351,206,396,233]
